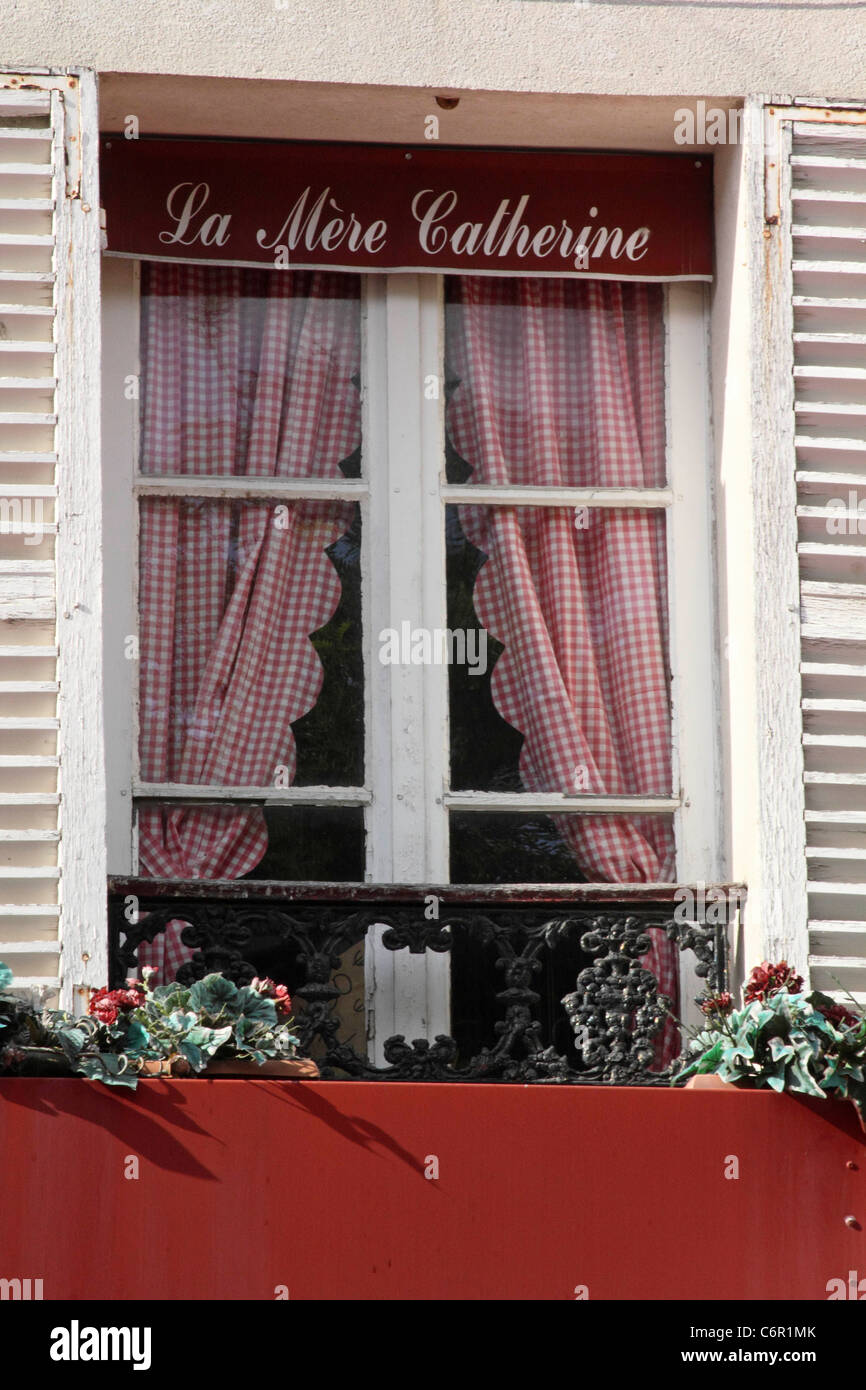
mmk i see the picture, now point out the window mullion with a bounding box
[666,280,721,1029]
[420,274,449,884]
[363,274,450,1061]
[382,273,435,882]
[361,276,393,882]
[419,274,451,1042]
[362,274,398,1058]
[103,256,139,877]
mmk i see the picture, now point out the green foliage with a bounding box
[0,966,49,1053]
[676,988,866,1120]
[0,963,300,1090]
[76,1053,138,1087]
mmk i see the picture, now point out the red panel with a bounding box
[0,1081,863,1300]
[99,139,714,281]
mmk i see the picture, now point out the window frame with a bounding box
[101,260,719,1045]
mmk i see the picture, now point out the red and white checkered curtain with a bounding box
[136,264,361,980]
[445,276,679,1059]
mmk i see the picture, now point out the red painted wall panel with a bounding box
[0,1080,863,1300]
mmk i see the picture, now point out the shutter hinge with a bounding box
[764,105,781,226]
[61,77,82,201]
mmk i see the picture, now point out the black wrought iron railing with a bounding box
[107,880,742,1085]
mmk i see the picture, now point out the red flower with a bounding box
[744,961,804,1004]
[89,982,146,1025]
[701,992,733,1017]
[89,994,118,1026]
[818,1001,860,1030]
[251,977,292,1015]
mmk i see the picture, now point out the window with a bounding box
[102,171,717,1058]
[134,264,366,892]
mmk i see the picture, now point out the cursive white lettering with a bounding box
[410,189,648,269]
[625,227,651,261]
[159,183,232,247]
[258,187,387,257]
[412,189,459,254]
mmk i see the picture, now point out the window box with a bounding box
[0,1076,861,1300]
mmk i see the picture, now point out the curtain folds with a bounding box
[445,276,679,1059]
[136,265,361,980]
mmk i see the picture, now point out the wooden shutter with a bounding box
[0,71,104,1005]
[790,110,866,1001]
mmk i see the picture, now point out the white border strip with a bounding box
[102,249,712,284]
[55,70,109,1009]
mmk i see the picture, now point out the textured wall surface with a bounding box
[3,0,866,99]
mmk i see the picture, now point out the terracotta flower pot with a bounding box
[204,1056,320,1078]
[139,1058,183,1077]
[684,1074,735,1090]
[138,1055,319,1078]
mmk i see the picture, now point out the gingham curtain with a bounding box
[445,276,679,1059]
[136,264,361,980]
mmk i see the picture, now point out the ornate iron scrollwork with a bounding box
[108,882,737,1085]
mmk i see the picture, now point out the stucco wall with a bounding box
[3,0,866,100]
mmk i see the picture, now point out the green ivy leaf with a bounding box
[164,1009,198,1035]
[768,1036,795,1063]
[189,975,238,1015]
[178,1040,205,1072]
[724,1038,755,1064]
[122,1019,150,1056]
[185,1023,232,1056]
[208,1025,233,1054]
[675,1035,724,1080]
[151,982,189,1008]
[233,988,277,1024]
[787,1058,827,1099]
[52,1025,87,1064]
[76,1054,138,1089]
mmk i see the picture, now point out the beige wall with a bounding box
[3,0,866,100]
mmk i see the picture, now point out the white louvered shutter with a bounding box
[791,112,866,1002]
[0,71,104,1006]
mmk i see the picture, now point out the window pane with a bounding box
[444,276,666,489]
[449,810,674,884]
[138,496,363,795]
[139,263,362,480]
[450,810,588,883]
[134,804,365,882]
[242,805,366,881]
[447,504,672,798]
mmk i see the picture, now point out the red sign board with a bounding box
[100,137,713,280]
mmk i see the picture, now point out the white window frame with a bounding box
[101,261,719,1045]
